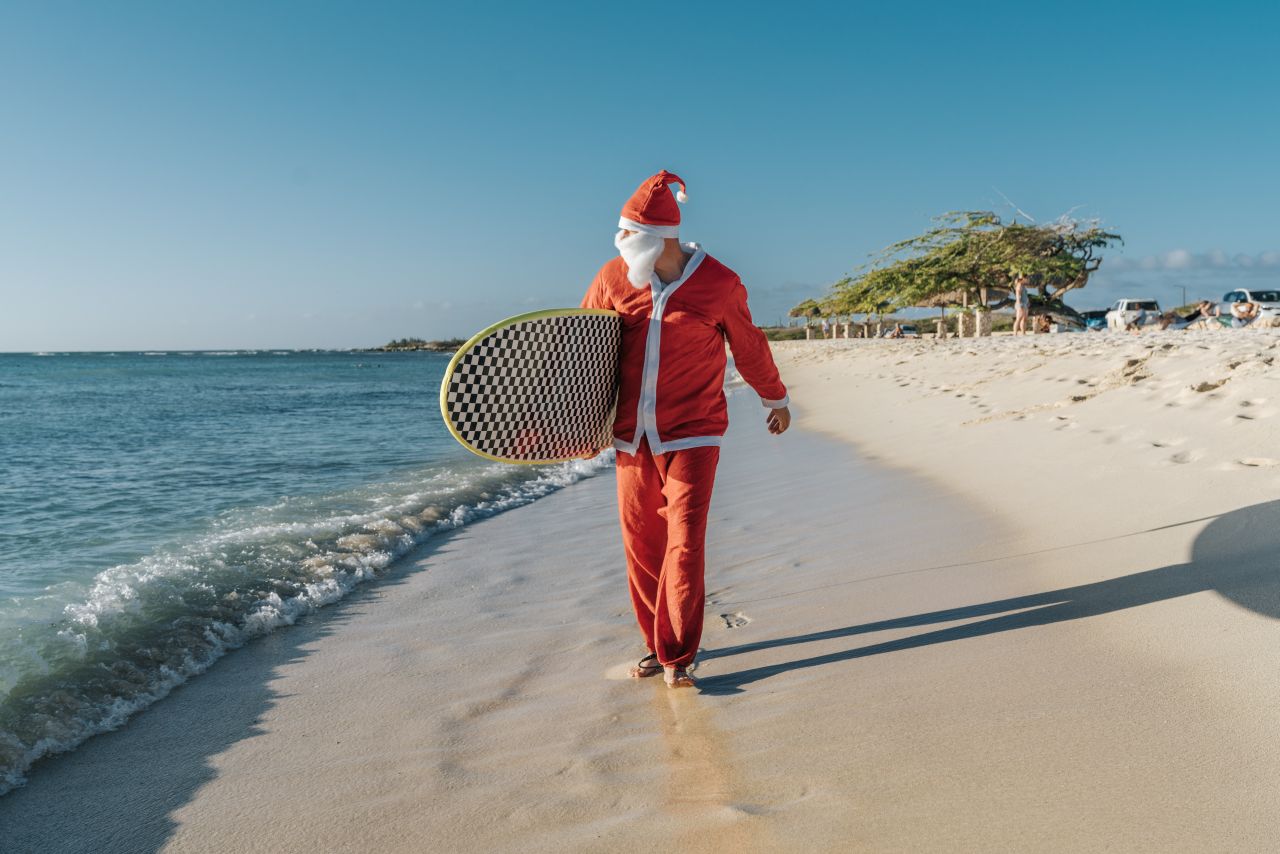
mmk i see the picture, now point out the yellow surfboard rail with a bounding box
[438,307,621,465]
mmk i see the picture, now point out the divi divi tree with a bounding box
[826,211,1123,315]
[788,298,825,326]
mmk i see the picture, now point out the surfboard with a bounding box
[439,308,622,464]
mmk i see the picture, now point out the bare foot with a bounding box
[664,666,696,689]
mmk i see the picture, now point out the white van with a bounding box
[1105,299,1161,331]
[1219,289,1280,322]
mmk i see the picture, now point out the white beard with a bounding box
[614,229,666,288]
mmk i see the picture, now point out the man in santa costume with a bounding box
[582,170,791,688]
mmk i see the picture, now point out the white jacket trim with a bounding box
[632,243,706,456]
[614,434,722,456]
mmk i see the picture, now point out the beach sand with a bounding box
[6,331,1280,851]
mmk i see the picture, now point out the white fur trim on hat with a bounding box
[675,188,688,203]
[618,217,679,238]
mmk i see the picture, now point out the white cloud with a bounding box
[1077,251,1280,312]
[1111,249,1280,272]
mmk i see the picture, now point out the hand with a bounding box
[766,406,790,435]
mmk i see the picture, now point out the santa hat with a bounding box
[618,170,687,238]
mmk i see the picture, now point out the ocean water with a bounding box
[0,350,612,794]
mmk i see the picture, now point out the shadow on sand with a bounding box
[698,499,1280,695]
[0,542,438,854]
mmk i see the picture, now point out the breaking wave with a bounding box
[0,452,614,794]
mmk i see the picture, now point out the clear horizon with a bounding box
[3,1,1278,351]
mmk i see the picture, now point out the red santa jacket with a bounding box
[581,243,789,455]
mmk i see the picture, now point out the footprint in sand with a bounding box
[1241,399,1277,418]
[1169,450,1203,465]
[719,612,751,629]
[1236,458,1280,468]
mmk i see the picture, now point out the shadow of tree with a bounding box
[698,500,1280,695]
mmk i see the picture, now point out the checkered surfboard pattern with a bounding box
[443,311,622,463]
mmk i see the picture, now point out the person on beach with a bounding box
[1230,299,1259,328]
[1160,300,1218,330]
[1012,274,1030,335]
[1126,304,1149,333]
[1193,300,1221,327]
[581,171,791,689]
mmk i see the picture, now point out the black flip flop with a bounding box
[629,653,662,678]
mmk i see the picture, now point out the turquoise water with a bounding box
[0,350,611,793]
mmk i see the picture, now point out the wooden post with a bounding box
[975,310,992,337]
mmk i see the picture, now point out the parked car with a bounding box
[1219,289,1280,323]
[1105,299,1162,331]
[1079,310,1109,331]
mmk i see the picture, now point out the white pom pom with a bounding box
[675,188,688,203]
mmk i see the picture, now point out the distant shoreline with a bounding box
[371,338,466,353]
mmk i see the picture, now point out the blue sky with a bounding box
[2,1,1278,350]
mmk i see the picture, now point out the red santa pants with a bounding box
[614,438,720,668]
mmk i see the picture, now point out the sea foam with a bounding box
[0,451,614,795]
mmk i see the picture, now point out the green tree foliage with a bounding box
[826,212,1122,315]
[788,298,825,325]
[379,337,466,351]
